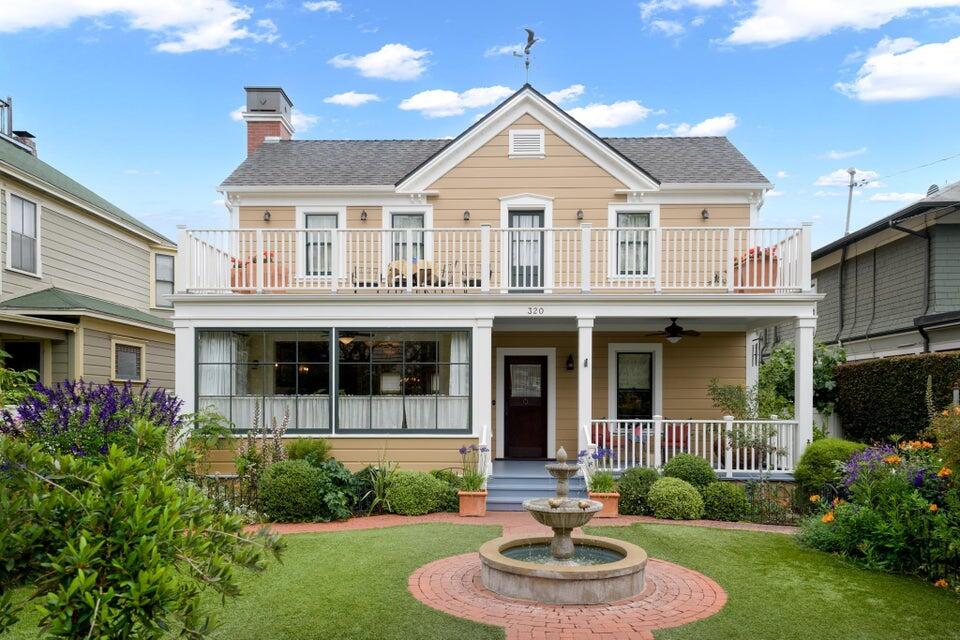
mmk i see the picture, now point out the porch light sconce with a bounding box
[262,210,272,222]
[360,209,368,222]
[701,208,710,221]
[583,357,589,368]
[566,354,574,371]
[463,210,471,222]
[577,209,584,221]
[666,335,682,344]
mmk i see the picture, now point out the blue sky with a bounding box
[1,0,959,247]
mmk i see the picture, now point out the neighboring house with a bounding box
[757,181,960,361]
[174,85,818,495]
[0,98,176,390]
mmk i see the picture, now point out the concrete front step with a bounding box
[486,460,587,511]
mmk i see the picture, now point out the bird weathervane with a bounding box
[513,28,539,83]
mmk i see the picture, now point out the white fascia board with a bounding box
[653,183,773,191]
[396,89,660,193]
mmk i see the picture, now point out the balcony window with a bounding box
[337,330,470,432]
[616,211,650,276]
[390,213,425,263]
[8,194,38,275]
[304,213,338,276]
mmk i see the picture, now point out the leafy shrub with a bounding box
[926,404,960,470]
[314,458,362,519]
[0,380,182,457]
[794,438,866,500]
[386,471,448,516]
[799,440,960,587]
[588,470,617,493]
[702,481,749,521]
[0,421,284,638]
[760,342,846,417]
[663,453,716,491]
[0,348,37,406]
[647,477,705,520]
[355,459,397,514]
[286,438,331,463]
[618,467,660,515]
[258,460,323,521]
[837,351,960,441]
[430,469,462,511]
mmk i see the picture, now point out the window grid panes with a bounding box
[155,254,174,308]
[304,213,338,276]
[10,195,38,274]
[616,352,653,420]
[616,211,650,276]
[197,330,331,432]
[390,213,425,262]
[337,330,470,432]
[115,344,143,381]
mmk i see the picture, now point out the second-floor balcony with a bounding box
[177,224,811,296]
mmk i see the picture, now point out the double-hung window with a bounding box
[154,254,174,308]
[616,211,650,277]
[304,213,338,276]
[9,194,38,275]
[391,213,425,262]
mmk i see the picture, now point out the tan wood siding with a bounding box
[239,205,295,228]
[660,204,749,227]
[81,322,175,389]
[51,338,70,382]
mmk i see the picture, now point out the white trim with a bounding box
[508,128,545,158]
[295,206,347,279]
[496,347,556,459]
[111,337,147,383]
[650,183,773,191]
[606,203,660,281]
[397,88,659,193]
[240,111,294,136]
[499,193,554,292]
[150,249,177,310]
[606,342,663,421]
[5,190,42,278]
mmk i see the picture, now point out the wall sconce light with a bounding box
[566,354,574,371]
[262,210,272,222]
[701,208,710,221]
[360,209,368,222]
[583,357,589,368]
[577,209,584,221]
[463,210,471,222]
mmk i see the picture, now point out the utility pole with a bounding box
[844,167,857,235]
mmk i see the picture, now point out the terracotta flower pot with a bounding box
[458,490,488,517]
[230,262,287,294]
[733,255,779,293]
[589,492,620,518]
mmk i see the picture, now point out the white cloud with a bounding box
[870,192,925,202]
[640,0,727,20]
[836,36,960,101]
[323,91,381,106]
[776,170,789,178]
[567,101,652,128]
[303,1,341,11]
[821,147,867,159]
[651,19,685,36]
[766,189,785,197]
[399,86,514,118]
[671,113,737,136]
[726,1,960,46]
[545,84,585,104]
[0,0,281,53]
[229,105,245,121]
[655,123,671,131]
[814,168,882,187]
[291,109,320,131]
[329,43,430,81]
[485,42,522,57]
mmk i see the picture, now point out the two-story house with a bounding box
[174,85,818,503]
[0,98,176,390]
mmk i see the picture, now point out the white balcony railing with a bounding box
[177,225,811,295]
[586,416,799,475]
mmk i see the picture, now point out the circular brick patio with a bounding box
[409,552,726,640]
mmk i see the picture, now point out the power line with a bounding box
[864,150,960,185]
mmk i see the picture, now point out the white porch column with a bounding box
[745,330,759,389]
[577,316,595,455]
[794,317,816,458]
[473,318,494,456]
[174,324,196,415]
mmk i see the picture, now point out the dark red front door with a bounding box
[504,355,548,459]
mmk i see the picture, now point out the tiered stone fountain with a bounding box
[479,448,648,604]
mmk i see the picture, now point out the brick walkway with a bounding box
[258,510,797,537]
[408,553,726,640]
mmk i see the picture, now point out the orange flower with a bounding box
[930,504,939,513]
[809,494,821,503]
[938,467,953,478]
[935,579,949,589]
[821,511,835,524]
[832,497,844,506]
[883,455,902,465]
[921,441,934,449]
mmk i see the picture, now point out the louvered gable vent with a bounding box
[508,129,544,157]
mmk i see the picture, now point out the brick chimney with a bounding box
[243,86,293,156]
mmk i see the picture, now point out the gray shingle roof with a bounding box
[221,136,770,188]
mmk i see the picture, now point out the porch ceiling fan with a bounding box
[647,318,700,344]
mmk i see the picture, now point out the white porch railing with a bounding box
[177,225,810,295]
[585,415,798,476]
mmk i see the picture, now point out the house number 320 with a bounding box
[527,306,545,315]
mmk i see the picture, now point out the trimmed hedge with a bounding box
[662,453,716,491]
[259,460,326,521]
[647,477,704,520]
[837,351,960,441]
[387,471,448,515]
[793,438,866,499]
[618,467,660,515]
[702,481,749,522]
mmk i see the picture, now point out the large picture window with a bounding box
[196,330,331,432]
[337,330,470,431]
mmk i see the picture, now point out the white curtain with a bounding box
[448,333,470,395]
[438,397,469,430]
[404,397,437,429]
[198,332,235,395]
[339,397,370,429]
[297,396,330,430]
[372,397,405,429]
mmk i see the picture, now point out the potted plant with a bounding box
[456,443,489,517]
[732,245,778,293]
[230,251,287,293]
[588,470,620,518]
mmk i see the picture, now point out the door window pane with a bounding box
[508,211,543,288]
[304,213,337,276]
[616,352,653,420]
[616,211,650,276]
[391,213,425,262]
[510,364,542,397]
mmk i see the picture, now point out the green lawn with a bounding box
[5,522,959,640]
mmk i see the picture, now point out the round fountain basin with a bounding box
[479,535,648,605]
